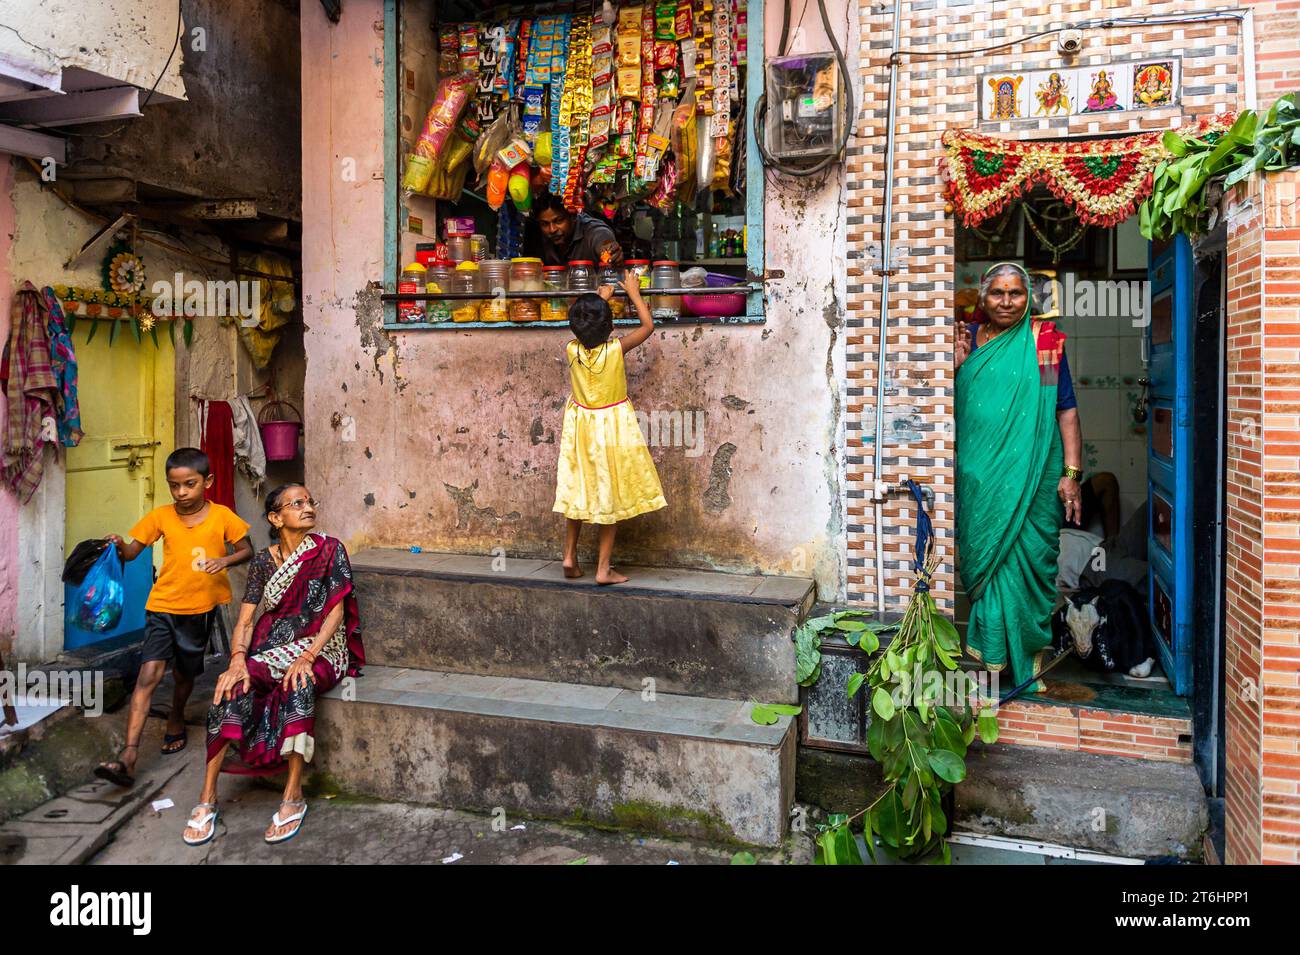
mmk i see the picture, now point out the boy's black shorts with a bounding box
[141,610,214,678]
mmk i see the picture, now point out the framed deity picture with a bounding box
[1028,269,1060,319]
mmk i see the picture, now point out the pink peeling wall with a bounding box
[300,1,852,598]
[0,157,16,647]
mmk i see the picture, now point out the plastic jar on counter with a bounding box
[542,266,569,322]
[567,260,597,294]
[625,259,652,290]
[451,261,483,323]
[599,266,626,319]
[398,262,427,323]
[508,257,543,322]
[651,261,682,319]
[447,234,473,263]
[425,260,454,323]
[470,233,489,262]
[478,259,511,322]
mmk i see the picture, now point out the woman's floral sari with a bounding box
[206,533,363,774]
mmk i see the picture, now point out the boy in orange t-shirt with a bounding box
[94,448,252,788]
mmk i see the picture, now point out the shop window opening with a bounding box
[383,0,766,329]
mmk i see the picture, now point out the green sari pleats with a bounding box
[956,306,1062,693]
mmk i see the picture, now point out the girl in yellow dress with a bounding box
[554,270,667,584]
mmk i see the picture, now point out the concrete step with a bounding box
[313,665,796,847]
[798,743,1208,860]
[352,549,815,704]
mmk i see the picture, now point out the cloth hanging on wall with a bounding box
[2,282,61,503]
[198,399,237,510]
[939,113,1236,228]
[237,253,295,371]
[228,395,267,493]
[42,287,83,448]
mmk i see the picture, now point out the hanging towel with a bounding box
[198,399,237,509]
[42,287,83,448]
[228,395,267,492]
[2,282,60,503]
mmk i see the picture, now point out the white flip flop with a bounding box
[265,800,307,844]
[182,803,219,847]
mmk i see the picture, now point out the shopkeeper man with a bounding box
[528,192,623,267]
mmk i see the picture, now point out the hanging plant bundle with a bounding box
[814,548,999,865]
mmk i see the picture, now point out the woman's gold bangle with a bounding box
[1062,466,1082,481]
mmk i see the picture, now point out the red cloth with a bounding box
[199,400,236,510]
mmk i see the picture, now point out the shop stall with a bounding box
[383,0,764,327]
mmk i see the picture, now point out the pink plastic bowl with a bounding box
[683,272,747,317]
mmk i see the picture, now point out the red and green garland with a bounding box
[940,114,1237,228]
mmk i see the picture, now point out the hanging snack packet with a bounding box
[458,23,480,73]
[675,2,694,39]
[439,26,460,74]
[655,2,676,40]
[403,71,477,194]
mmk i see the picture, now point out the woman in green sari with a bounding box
[954,263,1083,692]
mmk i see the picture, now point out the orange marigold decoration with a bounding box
[939,113,1236,228]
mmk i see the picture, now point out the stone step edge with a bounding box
[351,552,816,611]
[322,666,793,749]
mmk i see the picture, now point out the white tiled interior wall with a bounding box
[1055,264,1149,530]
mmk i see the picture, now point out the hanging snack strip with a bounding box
[549,15,572,196]
[559,14,594,212]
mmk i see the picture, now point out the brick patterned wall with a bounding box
[845,0,1298,861]
[1224,175,1266,864]
[1259,170,1300,864]
[998,700,1194,763]
[846,0,1245,614]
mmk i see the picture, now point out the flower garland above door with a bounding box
[939,113,1236,228]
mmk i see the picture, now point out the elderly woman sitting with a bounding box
[953,263,1083,693]
[182,484,363,847]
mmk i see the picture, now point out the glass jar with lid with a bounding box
[651,261,682,319]
[451,261,483,323]
[398,262,427,323]
[567,260,597,294]
[542,266,569,322]
[508,256,544,323]
[477,259,510,322]
[599,265,626,319]
[425,260,454,324]
[625,259,652,291]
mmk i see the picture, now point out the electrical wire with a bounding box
[754,0,854,177]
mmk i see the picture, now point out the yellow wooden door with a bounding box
[64,321,174,645]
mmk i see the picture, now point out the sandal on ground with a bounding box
[182,802,219,847]
[265,800,307,845]
[93,744,138,788]
[161,731,188,755]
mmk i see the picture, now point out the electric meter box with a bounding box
[765,53,844,161]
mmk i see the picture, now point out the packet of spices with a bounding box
[675,2,694,39]
[618,5,643,31]
[654,40,678,70]
[658,67,681,99]
[655,2,676,40]
[617,66,641,98]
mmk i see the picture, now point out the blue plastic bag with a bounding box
[66,544,125,633]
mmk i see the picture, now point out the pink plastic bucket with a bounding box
[258,401,302,462]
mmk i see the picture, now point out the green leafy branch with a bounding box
[1141,92,1300,241]
[813,552,999,865]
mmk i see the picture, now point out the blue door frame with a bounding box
[1147,234,1193,696]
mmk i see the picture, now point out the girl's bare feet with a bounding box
[563,560,584,578]
[596,568,628,585]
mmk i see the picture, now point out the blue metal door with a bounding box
[1147,234,1194,695]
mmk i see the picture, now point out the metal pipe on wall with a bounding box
[871,0,905,613]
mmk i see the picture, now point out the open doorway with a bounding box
[953,187,1225,768]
